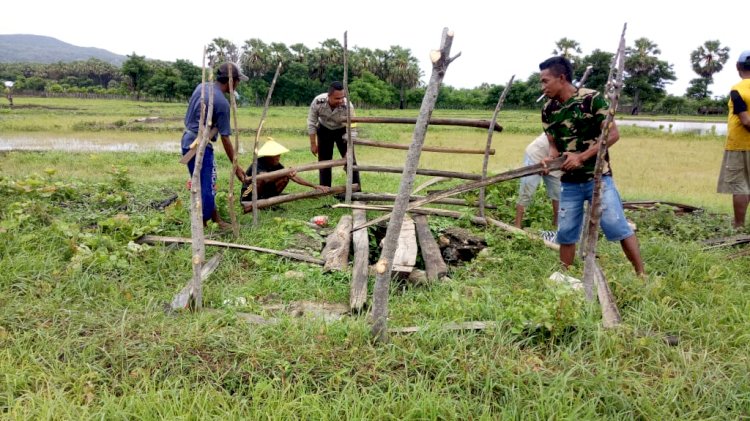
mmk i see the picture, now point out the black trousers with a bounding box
[317,125,360,187]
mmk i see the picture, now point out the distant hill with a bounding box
[0,34,127,65]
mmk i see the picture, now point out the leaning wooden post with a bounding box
[188,53,216,311]
[250,62,283,226]
[370,28,459,343]
[227,67,241,238]
[581,24,627,328]
[343,31,354,204]
[478,75,513,218]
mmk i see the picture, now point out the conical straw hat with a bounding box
[257,139,289,157]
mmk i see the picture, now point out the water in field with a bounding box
[0,137,180,152]
[617,119,727,136]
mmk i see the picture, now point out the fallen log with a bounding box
[413,214,448,280]
[322,215,352,272]
[350,203,369,312]
[351,116,502,132]
[138,235,324,265]
[622,200,702,214]
[242,184,354,211]
[350,192,496,209]
[391,215,417,273]
[353,138,494,155]
[390,321,497,334]
[353,165,481,180]
[352,157,565,232]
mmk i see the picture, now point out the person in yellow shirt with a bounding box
[717,50,750,228]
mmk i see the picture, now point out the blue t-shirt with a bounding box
[183,82,232,139]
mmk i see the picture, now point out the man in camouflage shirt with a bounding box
[307,81,361,188]
[540,56,644,275]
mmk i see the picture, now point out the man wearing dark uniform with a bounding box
[307,81,361,187]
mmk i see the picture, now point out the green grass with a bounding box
[1,97,748,419]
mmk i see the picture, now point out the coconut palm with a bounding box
[689,40,730,99]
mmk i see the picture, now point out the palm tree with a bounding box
[689,40,730,99]
[624,38,675,113]
[385,46,422,109]
[552,38,582,64]
[206,38,239,67]
[240,38,270,78]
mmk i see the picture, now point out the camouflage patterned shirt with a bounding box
[542,88,611,183]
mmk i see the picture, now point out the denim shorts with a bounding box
[517,154,561,207]
[557,176,633,244]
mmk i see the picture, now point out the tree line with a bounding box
[0,37,733,114]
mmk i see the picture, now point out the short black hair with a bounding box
[738,58,750,72]
[328,81,344,94]
[539,56,574,83]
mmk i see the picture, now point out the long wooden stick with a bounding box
[581,24,627,328]
[343,31,354,204]
[187,50,214,311]
[228,68,241,238]
[139,235,325,265]
[350,116,502,132]
[353,138,494,155]
[352,165,482,180]
[251,62,283,226]
[350,192,497,208]
[353,157,565,232]
[253,159,346,182]
[370,28,459,343]
[479,75,514,218]
[242,184,354,210]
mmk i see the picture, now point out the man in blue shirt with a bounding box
[181,62,248,229]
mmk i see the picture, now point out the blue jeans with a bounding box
[557,176,633,244]
[182,145,217,222]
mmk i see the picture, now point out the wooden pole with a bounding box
[242,184,354,211]
[251,62,283,226]
[479,75,514,218]
[352,165,482,180]
[353,138,494,155]
[227,67,240,238]
[343,31,354,204]
[353,157,565,232]
[322,215,352,272]
[350,202,369,313]
[350,116,501,132]
[413,214,448,281]
[370,28,459,343]
[350,192,497,209]
[581,24,628,328]
[186,50,214,311]
[139,235,325,265]
[253,159,346,182]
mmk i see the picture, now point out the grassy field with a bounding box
[1,97,748,419]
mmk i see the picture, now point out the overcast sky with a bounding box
[3,0,747,98]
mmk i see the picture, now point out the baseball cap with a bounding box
[217,62,249,82]
[257,140,289,157]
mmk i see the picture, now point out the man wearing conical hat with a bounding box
[241,140,329,212]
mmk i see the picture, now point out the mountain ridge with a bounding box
[0,34,127,65]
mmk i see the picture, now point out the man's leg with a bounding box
[552,199,559,227]
[514,204,526,228]
[599,176,644,275]
[317,128,335,187]
[556,182,585,269]
[620,235,645,275]
[732,194,750,228]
